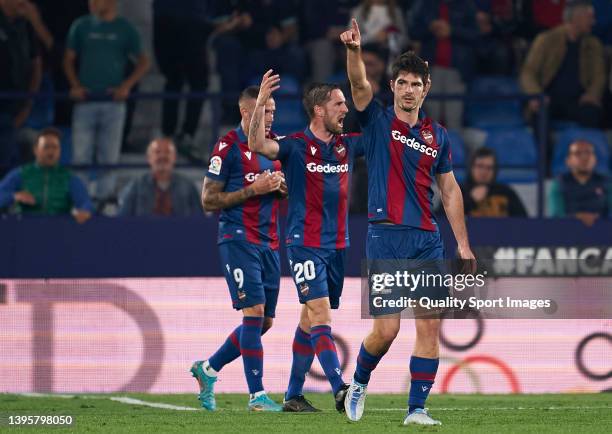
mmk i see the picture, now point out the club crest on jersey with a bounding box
[335,144,346,157]
[421,129,434,145]
[310,145,317,156]
[208,156,222,175]
[244,151,252,160]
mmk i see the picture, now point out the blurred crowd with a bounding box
[0,0,611,224]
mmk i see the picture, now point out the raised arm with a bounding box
[201,172,281,212]
[340,19,372,111]
[436,171,476,267]
[248,70,281,159]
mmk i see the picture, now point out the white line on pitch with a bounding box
[110,397,200,411]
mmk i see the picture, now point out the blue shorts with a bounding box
[286,246,345,309]
[366,224,445,260]
[366,224,447,315]
[218,241,280,318]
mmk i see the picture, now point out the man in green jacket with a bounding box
[0,127,93,223]
[520,0,605,128]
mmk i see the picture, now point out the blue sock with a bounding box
[240,316,264,394]
[310,325,344,395]
[353,343,384,385]
[285,327,315,400]
[408,356,439,413]
[208,325,241,372]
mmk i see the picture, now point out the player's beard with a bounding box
[324,115,344,135]
[397,96,419,113]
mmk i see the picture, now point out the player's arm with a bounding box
[201,172,281,212]
[248,70,281,159]
[340,19,373,111]
[436,171,476,265]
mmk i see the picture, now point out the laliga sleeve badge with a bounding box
[209,155,223,175]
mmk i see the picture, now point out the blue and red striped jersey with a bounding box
[277,128,364,250]
[357,100,452,231]
[206,126,282,249]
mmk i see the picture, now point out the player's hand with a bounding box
[277,179,288,198]
[250,171,282,195]
[72,209,92,224]
[256,70,280,107]
[14,191,36,205]
[457,245,477,274]
[340,18,361,51]
[271,171,288,198]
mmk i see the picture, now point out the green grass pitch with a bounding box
[1,393,611,433]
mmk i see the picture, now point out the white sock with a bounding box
[250,390,266,400]
[203,360,218,377]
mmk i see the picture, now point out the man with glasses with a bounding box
[549,140,612,225]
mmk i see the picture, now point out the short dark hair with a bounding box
[302,83,340,119]
[239,85,260,104]
[36,127,62,145]
[390,51,429,83]
[468,147,498,183]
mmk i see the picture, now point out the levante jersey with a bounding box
[277,128,364,250]
[357,100,452,231]
[206,126,282,249]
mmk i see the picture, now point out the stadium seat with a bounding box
[483,127,539,182]
[551,127,610,176]
[465,76,524,129]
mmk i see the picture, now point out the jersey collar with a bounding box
[304,127,336,147]
[388,106,430,129]
[235,124,247,143]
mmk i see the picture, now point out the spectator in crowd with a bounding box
[0,127,93,222]
[300,0,357,83]
[549,140,612,225]
[211,0,306,125]
[0,0,42,177]
[461,147,528,217]
[32,0,89,127]
[519,0,567,40]
[474,0,516,75]
[410,0,478,130]
[63,0,150,201]
[521,0,605,129]
[118,137,201,217]
[153,0,215,157]
[350,0,408,57]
